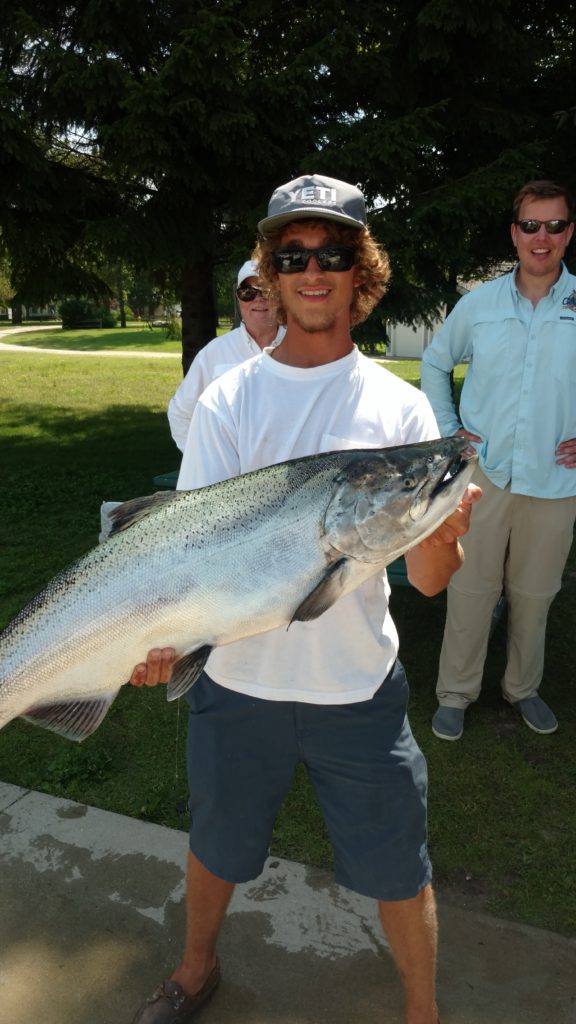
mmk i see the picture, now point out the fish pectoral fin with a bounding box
[167,645,213,701]
[107,491,181,537]
[290,558,350,625]
[21,693,118,742]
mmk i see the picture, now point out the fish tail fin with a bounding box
[21,692,119,742]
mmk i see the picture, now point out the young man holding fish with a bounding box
[130,174,481,1024]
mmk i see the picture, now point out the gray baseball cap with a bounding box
[258,174,367,236]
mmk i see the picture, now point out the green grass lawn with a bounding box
[1,322,182,353]
[0,345,574,935]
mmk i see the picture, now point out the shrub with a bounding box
[59,297,93,327]
[96,306,118,328]
[164,316,182,341]
[59,297,117,329]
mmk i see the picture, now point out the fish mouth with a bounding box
[406,444,476,523]
[430,448,476,499]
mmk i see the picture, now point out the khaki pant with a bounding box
[437,467,576,707]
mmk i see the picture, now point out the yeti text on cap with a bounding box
[291,185,338,205]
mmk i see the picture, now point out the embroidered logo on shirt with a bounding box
[561,289,576,312]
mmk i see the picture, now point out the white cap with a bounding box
[237,260,258,286]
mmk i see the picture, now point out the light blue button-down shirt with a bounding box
[420,263,576,498]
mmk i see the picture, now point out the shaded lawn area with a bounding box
[0,353,181,615]
[2,323,182,353]
[1,319,235,352]
[0,351,575,935]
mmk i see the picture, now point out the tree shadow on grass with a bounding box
[10,328,180,352]
[1,398,179,615]
[0,396,188,827]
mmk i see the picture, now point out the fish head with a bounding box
[324,437,478,564]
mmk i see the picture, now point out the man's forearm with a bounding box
[419,360,461,436]
[404,541,464,597]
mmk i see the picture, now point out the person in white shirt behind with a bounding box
[167,260,285,451]
[100,262,283,541]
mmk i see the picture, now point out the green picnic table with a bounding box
[152,469,180,490]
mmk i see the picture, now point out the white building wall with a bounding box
[386,319,443,358]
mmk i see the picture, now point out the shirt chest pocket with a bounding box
[470,320,521,379]
[548,322,576,384]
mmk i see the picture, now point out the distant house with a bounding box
[384,265,513,358]
[385,319,441,359]
[1,304,58,321]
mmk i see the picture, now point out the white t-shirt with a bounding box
[177,346,439,704]
[167,322,285,451]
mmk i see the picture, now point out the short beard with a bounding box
[288,308,338,334]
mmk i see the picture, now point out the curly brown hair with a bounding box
[252,220,391,328]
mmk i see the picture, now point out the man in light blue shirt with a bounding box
[421,180,576,740]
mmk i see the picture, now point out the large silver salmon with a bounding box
[0,438,476,741]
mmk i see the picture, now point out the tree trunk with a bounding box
[180,258,218,376]
[10,303,23,325]
[446,268,459,402]
[445,268,459,317]
[116,262,126,329]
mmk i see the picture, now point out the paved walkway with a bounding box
[0,323,180,358]
[1,781,575,1024]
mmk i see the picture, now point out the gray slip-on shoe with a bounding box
[431,706,465,741]
[504,694,558,734]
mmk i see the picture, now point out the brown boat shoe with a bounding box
[131,960,221,1024]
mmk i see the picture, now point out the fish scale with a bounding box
[0,438,476,741]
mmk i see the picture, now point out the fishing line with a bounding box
[174,698,181,781]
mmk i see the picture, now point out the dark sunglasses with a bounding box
[271,246,356,274]
[515,218,571,235]
[236,284,264,302]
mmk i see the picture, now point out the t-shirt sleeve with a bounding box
[176,386,240,490]
[167,354,211,452]
[394,384,441,446]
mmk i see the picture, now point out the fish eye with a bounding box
[403,476,417,489]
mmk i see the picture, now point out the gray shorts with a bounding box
[185,660,431,901]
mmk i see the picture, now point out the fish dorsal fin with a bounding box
[290,558,350,625]
[21,693,119,742]
[107,492,181,536]
[167,645,213,701]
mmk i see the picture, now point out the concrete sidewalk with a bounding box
[1,781,575,1024]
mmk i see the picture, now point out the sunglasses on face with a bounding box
[271,246,356,274]
[236,284,264,302]
[515,218,571,235]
